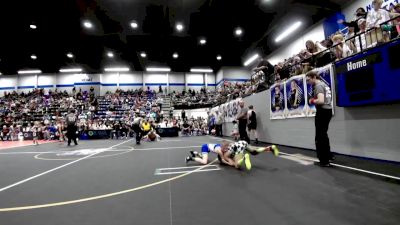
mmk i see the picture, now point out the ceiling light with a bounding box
[30,24,37,29]
[235,27,243,36]
[140,52,147,58]
[67,53,74,58]
[104,67,130,72]
[216,55,222,61]
[18,70,42,74]
[146,67,171,72]
[130,21,138,29]
[275,21,302,43]
[176,23,184,32]
[83,21,93,29]
[244,54,260,66]
[107,52,114,58]
[199,38,207,45]
[173,53,179,59]
[31,55,37,60]
[190,68,213,73]
[59,68,83,73]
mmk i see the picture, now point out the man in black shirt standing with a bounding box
[247,105,258,144]
[236,101,250,143]
[181,110,186,120]
[65,109,78,146]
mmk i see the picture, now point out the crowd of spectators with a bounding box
[258,2,400,84]
[170,88,218,109]
[170,81,263,108]
[159,117,209,136]
[0,86,214,142]
[0,87,160,141]
[207,3,400,106]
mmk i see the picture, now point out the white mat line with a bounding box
[279,155,314,165]
[133,146,201,151]
[0,145,201,155]
[0,149,132,155]
[208,136,400,180]
[280,151,400,180]
[157,165,219,171]
[0,139,133,193]
[155,168,221,175]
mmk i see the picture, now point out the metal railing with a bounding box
[252,15,400,88]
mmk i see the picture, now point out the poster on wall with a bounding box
[270,82,286,120]
[223,98,241,122]
[285,75,307,118]
[306,64,335,117]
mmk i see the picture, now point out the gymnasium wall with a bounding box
[215,67,252,87]
[222,91,400,163]
[0,72,217,96]
[266,22,326,65]
[168,73,185,93]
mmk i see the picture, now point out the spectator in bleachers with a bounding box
[305,40,327,56]
[367,0,390,29]
[391,4,400,37]
[345,23,357,40]
[367,0,391,44]
[338,7,368,34]
[181,110,186,120]
[355,19,368,52]
[331,34,356,60]
[181,120,191,136]
[306,40,336,67]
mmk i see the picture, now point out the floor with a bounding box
[0,140,58,150]
[0,136,399,225]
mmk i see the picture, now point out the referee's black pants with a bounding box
[315,107,333,164]
[238,119,250,143]
[132,124,143,144]
[67,125,78,146]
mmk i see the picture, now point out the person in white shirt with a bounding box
[367,0,390,29]
[355,19,368,51]
[366,0,391,44]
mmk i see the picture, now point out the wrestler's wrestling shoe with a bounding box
[185,156,193,164]
[271,145,279,157]
[244,153,252,170]
[190,151,201,158]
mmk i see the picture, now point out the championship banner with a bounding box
[270,82,286,120]
[306,64,335,117]
[285,75,307,118]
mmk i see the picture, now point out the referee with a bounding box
[306,71,333,167]
[65,109,78,146]
[132,116,144,145]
